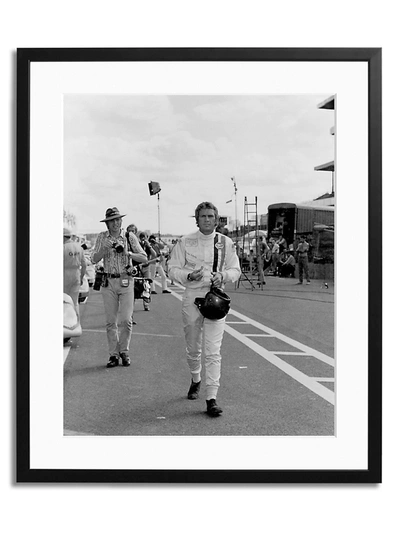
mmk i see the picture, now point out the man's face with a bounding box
[197,208,217,235]
[107,217,122,234]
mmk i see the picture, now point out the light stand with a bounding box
[157,192,161,240]
[148,181,162,240]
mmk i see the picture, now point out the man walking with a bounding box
[169,201,240,417]
[91,207,147,368]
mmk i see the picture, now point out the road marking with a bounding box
[161,281,335,405]
[63,345,71,364]
[225,325,334,405]
[312,377,335,382]
[244,333,272,337]
[274,351,313,356]
[132,332,181,338]
[82,328,179,338]
[230,308,334,367]
[64,429,96,436]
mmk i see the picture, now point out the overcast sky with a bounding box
[64,94,334,236]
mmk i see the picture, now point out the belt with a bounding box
[104,273,133,278]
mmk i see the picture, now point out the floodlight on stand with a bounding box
[148,181,161,196]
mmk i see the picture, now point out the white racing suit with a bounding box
[168,230,240,400]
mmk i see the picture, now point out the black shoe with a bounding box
[106,355,119,368]
[120,353,131,367]
[151,290,157,295]
[187,379,201,400]
[162,289,171,294]
[206,399,223,417]
[132,320,137,325]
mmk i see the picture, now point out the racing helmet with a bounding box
[194,287,231,320]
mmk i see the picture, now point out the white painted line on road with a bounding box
[159,282,335,405]
[132,332,181,338]
[312,377,335,382]
[225,325,334,405]
[229,308,334,367]
[64,429,96,436]
[226,321,247,324]
[244,333,272,337]
[63,346,71,364]
[82,328,179,338]
[274,351,313,356]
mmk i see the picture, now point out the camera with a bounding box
[93,267,105,291]
[112,242,124,253]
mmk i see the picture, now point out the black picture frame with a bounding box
[16,47,382,483]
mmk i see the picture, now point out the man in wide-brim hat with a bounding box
[91,207,147,368]
[100,207,126,223]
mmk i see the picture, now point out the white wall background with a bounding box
[2,1,397,531]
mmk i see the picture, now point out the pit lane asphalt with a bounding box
[64,276,334,436]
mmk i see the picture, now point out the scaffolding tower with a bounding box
[236,196,265,290]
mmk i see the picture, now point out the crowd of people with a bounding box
[237,233,311,283]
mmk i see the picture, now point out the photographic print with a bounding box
[17,48,381,482]
[63,93,336,437]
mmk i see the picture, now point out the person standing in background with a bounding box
[296,235,311,285]
[148,234,171,294]
[125,223,150,321]
[64,227,86,314]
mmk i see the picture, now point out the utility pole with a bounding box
[231,176,238,239]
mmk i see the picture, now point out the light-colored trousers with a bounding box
[150,262,168,291]
[101,278,134,357]
[182,289,226,400]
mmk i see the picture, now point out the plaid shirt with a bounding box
[91,229,132,275]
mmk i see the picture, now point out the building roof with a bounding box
[317,96,335,110]
[314,161,335,172]
[314,192,335,201]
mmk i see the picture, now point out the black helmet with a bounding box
[194,287,231,320]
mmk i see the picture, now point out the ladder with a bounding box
[236,196,265,290]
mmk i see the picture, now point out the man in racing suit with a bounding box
[168,201,240,417]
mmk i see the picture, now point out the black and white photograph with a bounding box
[63,93,336,438]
